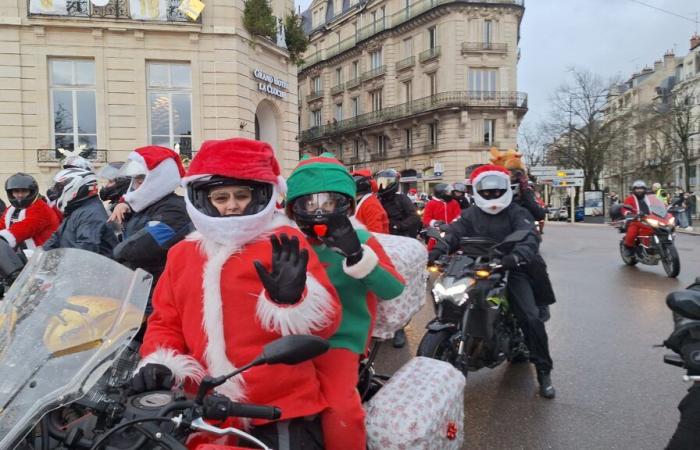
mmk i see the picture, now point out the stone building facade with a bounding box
[298,0,526,192]
[0,0,298,194]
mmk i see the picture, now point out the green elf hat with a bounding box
[286,152,357,202]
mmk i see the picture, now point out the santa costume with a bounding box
[1,173,59,250]
[138,138,342,445]
[351,169,389,234]
[286,154,405,450]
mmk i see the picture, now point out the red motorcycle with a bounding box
[611,195,680,277]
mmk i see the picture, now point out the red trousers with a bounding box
[624,220,645,248]
[314,348,366,450]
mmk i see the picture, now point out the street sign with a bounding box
[552,178,583,187]
[556,169,584,178]
[530,166,558,177]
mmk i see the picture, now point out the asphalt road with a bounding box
[375,222,700,450]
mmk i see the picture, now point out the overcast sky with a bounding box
[294,0,699,126]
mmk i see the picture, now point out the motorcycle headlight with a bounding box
[645,218,660,228]
[432,279,474,306]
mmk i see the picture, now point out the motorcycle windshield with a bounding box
[0,248,151,448]
[646,194,668,218]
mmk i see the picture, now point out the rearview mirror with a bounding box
[500,229,531,246]
[667,290,700,321]
[259,335,330,365]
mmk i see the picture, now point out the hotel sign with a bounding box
[253,69,288,99]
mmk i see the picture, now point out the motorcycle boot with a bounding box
[537,369,556,399]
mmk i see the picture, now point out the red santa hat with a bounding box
[470,164,511,187]
[351,169,378,193]
[183,138,286,194]
[123,145,185,212]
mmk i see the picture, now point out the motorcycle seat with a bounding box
[667,290,700,321]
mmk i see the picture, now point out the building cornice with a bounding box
[300,0,523,76]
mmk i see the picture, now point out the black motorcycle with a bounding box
[417,229,529,375]
[0,237,26,298]
[662,278,700,449]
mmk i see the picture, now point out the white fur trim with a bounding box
[136,347,206,386]
[4,206,15,228]
[473,187,513,215]
[201,245,247,403]
[472,169,510,187]
[349,215,367,230]
[124,157,181,213]
[0,230,16,248]
[342,244,379,279]
[277,175,287,195]
[256,274,335,335]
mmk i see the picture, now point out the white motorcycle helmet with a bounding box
[469,165,513,215]
[52,168,99,213]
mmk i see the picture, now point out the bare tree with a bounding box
[630,105,676,185]
[544,68,627,190]
[517,122,548,167]
[656,89,699,192]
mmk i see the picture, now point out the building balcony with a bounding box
[37,148,107,165]
[360,65,387,82]
[300,0,523,71]
[27,0,200,22]
[346,77,361,89]
[395,56,416,71]
[300,90,528,143]
[461,42,508,54]
[471,141,500,150]
[330,83,345,95]
[306,90,324,102]
[419,46,441,63]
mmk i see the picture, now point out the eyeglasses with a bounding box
[208,188,253,205]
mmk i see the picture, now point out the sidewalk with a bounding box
[545,220,699,235]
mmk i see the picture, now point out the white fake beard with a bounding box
[473,189,513,215]
[124,158,181,213]
[184,186,279,250]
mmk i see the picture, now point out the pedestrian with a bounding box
[609,191,620,205]
[686,191,696,227]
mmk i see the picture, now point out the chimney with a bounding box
[654,59,663,71]
[663,50,675,67]
[691,34,700,51]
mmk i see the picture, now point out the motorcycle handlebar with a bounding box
[203,395,282,421]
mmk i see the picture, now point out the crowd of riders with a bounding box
[0,141,565,448]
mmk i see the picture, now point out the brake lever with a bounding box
[174,416,273,450]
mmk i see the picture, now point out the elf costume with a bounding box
[137,139,342,446]
[286,154,405,450]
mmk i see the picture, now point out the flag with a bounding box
[178,0,204,20]
[129,0,167,20]
[29,0,68,15]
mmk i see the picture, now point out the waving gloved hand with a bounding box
[131,364,174,394]
[254,234,309,305]
[320,214,363,265]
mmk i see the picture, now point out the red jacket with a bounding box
[422,199,461,227]
[623,194,650,216]
[139,224,342,425]
[354,194,390,234]
[0,199,60,249]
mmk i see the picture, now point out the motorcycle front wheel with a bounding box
[619,240,637,266]
[417,330,457,364]
[662,243,681,278]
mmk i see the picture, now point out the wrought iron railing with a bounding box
[300,90,528,142]
[419,46,441,63]
[461,42,508,53]
[37,148,107,164]
[301,0,523,70]
[27,0,200,22]
[330,83,345,95]
[360,65,386,82]
[346,77,361,89]
[306,90,323,102]
[395,56,415,71]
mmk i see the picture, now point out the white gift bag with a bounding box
[371,233,428,339]
[365,357,465,450]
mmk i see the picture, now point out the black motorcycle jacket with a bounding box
[113,193,192,285]
[514,188,546,221]
[43,196,117,257]
[434,203,539,266]
[377,189,422,237]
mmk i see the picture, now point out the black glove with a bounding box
[501,254,520,270]
[254,234,309,305]
[131,364,174,394]
[321,215,364,266]
[428,249,443,265]
[437,222,451,232]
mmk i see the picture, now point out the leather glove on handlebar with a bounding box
[254,234,309,305]
[501,254,520,270]
[321,215,364,266]
[131,364,174,394]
